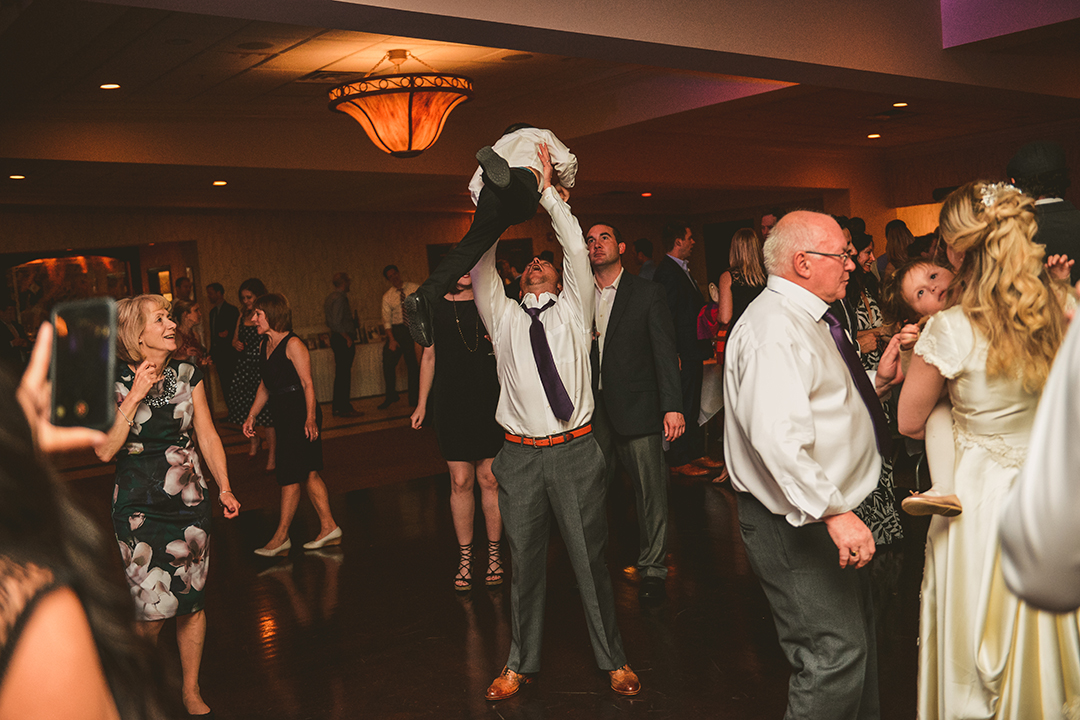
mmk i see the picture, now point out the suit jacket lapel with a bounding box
[605,274,633,349]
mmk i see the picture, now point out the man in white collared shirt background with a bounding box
[472,146,639,703]
[723,210,902,719]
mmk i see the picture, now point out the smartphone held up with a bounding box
[50,298,117,431]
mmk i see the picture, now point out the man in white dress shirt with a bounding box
[379,265,420,409]
[473,146,639,702]
[724,210,901,719]
[405,123,577,347]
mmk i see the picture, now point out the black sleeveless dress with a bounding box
[430,298,503,461]
[729,268,766,330]
[261,333,323,487]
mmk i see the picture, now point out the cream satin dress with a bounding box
[914,307,1080,719]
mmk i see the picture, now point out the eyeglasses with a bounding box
[804,250,852,263]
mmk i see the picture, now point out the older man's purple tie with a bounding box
[823,310,892,456]
[525,299,574,421]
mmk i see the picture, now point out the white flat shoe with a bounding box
[303,526,342,550]
[254,539,291,557]
[901,493,963,517]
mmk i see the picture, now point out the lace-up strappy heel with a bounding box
[485,540,504,587]
[454,543,473,592]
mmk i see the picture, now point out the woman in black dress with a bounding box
[411,272,504,591]
[97,294,241,718]
[228,278,275,469]
[717,227,767,331]
[243,293,341,556]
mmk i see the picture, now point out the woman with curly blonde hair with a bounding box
[898,181,1079,719]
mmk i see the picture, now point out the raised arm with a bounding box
[541,187,592,327]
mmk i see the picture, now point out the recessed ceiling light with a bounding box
[148,243,155,246]
[99,83,121,90]
[892,102,908,108]
[212,180,228,186]
[640,192,653,197]
[867,133,881,139]
[9,174,25,180]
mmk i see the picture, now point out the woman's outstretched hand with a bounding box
[16,324,107,454]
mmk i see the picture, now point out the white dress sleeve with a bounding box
[913,308,967,380]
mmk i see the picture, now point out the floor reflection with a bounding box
[68,419,922,719]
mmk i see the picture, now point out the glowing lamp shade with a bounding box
[329,73,473,158]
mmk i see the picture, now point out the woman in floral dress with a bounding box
[97,294,242,718]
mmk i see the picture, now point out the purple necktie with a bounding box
[823,310,892,456]
[525,299,574,421]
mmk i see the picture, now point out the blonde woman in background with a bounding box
[717,227,767,330]
[898,181,1079,719]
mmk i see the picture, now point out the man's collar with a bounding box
[523,291,559,308]
[594,266,624,291]
[767,275,830,321]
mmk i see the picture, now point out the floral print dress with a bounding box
[113,360,210,620]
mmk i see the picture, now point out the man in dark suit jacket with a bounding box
[588,222,685,603]
[1008,140,1080,284]
[206,282,240,400]
[652,222,722,477]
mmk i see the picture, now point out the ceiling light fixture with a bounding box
[328,49,473,159]
[212,181,228,186]
[641,192,653,197]
[9,174,26,180]
[892,102,908,108]
[867,133,881,139]
[99,83,121,90]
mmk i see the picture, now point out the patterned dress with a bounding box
[227,323,272,426]
[113,360,211,620]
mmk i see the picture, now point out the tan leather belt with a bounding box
[504,424,592,448]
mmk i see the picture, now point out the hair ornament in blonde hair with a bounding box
[980,182,1019,209]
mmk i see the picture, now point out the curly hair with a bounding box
[939,181,1069,392]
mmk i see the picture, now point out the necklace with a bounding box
[143,366,178,408]
[452,298,480,353]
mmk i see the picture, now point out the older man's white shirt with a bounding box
[723,275,881,527]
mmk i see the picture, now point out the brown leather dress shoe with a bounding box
[486,666,532,701]
[670,463,710,477]
[693,455,724,468]
[609,664,641,696]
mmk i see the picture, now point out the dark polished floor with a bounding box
[65,400,928,720]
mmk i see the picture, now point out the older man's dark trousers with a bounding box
[736,492,880,720]
[491,434,627,674]
[416,168,540,303]
[329,332,355,414]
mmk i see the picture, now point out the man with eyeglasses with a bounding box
[723,211,903,719]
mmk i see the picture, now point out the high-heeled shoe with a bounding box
[485,540,504,587]
[253,538,291,557]
[302,526,342,550]
[454,543,473,592]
